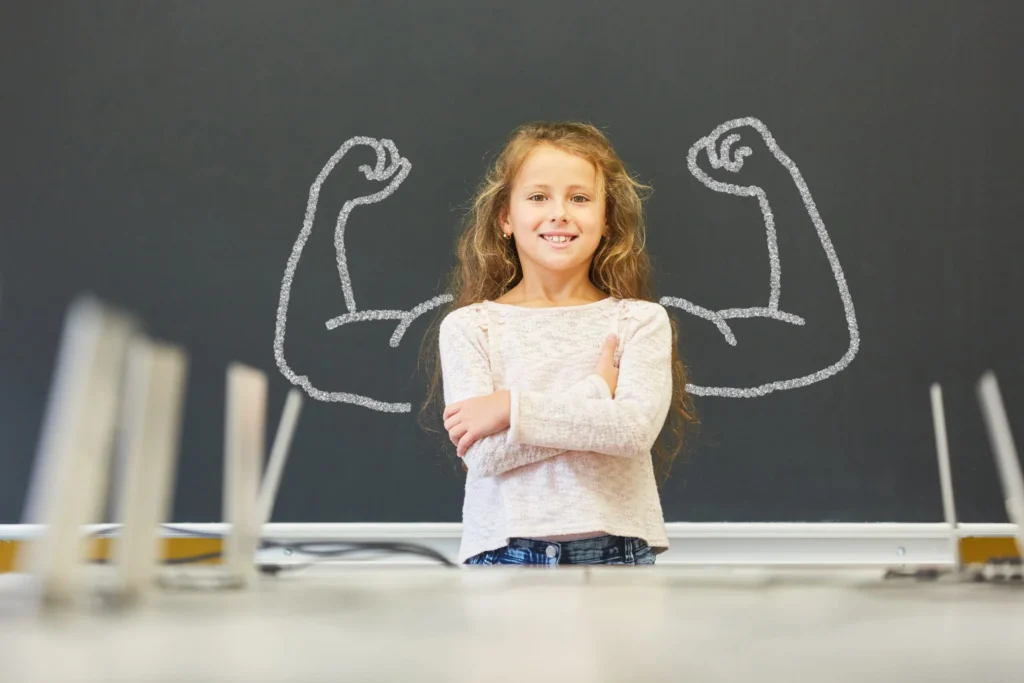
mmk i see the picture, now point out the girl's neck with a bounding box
[496,276,607,308]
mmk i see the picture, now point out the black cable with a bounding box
[163,552,225,565]
[89,524,225,539]
[84,526,457,568]
[159,541,459,570]
[283,540,456,567]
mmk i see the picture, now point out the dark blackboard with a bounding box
[2,1,1022,525]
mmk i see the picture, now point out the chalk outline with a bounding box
[661,117,860,398]
[277,120,859,411]
[274,136,452,413]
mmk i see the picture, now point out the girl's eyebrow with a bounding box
[522,183,594,192]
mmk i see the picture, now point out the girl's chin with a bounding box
[521,252,595,272]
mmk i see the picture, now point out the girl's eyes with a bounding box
[527,194,590,203]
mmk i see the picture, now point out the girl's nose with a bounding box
[550,207,570,223]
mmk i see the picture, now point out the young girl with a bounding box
[420,122,696,566]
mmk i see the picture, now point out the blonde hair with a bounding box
[418,121,697,482]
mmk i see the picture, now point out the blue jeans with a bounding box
[465,535,656,566]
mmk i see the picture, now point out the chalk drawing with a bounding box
[277,121,859,412]
[274,136,452,413]
[662,117,860,398]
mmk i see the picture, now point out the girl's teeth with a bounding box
[543,235,572,243]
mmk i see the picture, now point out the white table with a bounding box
[1,565,1022,682]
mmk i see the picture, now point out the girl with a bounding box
[420,122,696,566]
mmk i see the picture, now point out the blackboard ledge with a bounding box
[1,522,1016,568]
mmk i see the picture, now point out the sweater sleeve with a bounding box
[438,308,610,477]
[507,304,673,458]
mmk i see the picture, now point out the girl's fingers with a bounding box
[600,334,617,361]
[449,424,467,446]
[444,414,460,431]
[457,431,476,458]
[443,403,461,420]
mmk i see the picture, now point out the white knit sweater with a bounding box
[438,296,673,563]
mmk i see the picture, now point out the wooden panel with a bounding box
[0,538,223,573]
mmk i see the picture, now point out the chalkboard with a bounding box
[2,1,1022,525]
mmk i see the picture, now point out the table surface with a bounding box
[1,564,1022,683]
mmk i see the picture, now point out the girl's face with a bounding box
[502,144,606,278]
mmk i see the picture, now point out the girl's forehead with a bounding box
[515,144,599,187]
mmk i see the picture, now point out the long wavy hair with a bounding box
[418,121,697,482]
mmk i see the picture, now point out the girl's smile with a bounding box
[539,231,579,248]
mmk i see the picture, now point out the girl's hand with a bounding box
[443,390,511,458]
[594,334,620,397]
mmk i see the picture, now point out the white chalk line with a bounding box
[274,136,452,413]
[662,116,860,398]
